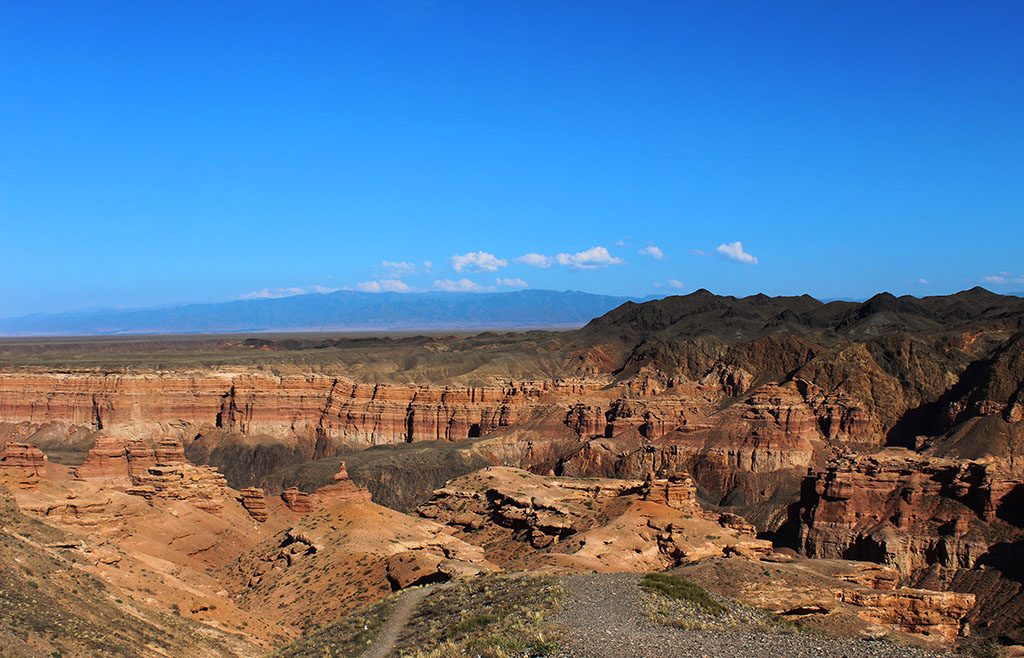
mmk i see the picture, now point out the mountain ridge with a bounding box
[0,289,652,336]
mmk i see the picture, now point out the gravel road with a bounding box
[552,573,952,658]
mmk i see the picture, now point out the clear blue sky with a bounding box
[1,1,1022,316]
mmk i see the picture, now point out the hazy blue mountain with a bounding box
[0,290,651,336]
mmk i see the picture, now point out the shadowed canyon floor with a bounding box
[1,290,1023,655]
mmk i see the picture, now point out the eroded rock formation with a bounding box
[238,487,269,522]
[796,449,1023,575]
[126,462,230,513]
[417,466,772,571]
[277,463,372,516]
[280,487,312,514]
[0,442,47,476]
[234,492,493,629]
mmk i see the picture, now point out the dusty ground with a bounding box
[552,573,951,658]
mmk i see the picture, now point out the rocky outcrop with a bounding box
[127,462,230,513]
[418,466,772,571]
[74,436,157,479]
[642,469,701,513]
[680,557,975,644]
[0,442,47,476]
[835,587,975,642]
[154,438,187,464]
[238,487,269,522]
[559,379,887,532]
[0,442,47,489]
[280,487,312,514]
[276,464,372,516]
[234,494,493,630]
[789,448,1024,642]
[309,462,372,507]
[796,449,1023,576]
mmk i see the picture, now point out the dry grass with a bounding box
[398,574,563,658]
[640,573,725,615]
[273,596,396,658]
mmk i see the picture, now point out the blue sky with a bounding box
[1,1,1022,316]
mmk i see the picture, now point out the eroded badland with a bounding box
[1,289,1023,656]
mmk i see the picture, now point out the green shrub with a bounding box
[639,573,725,616]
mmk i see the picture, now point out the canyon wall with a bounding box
[0,372,602,447]
[795,449,1024,643]
[0,370,891,518]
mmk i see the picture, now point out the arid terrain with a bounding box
[1,288,1023,656]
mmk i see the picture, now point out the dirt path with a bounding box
[361,585,434,658]
[553,573,949,658]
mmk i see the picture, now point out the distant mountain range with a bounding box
[0,290,655,336]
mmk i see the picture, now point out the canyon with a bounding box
[1,288,1023,655]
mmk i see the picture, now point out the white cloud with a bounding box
[422,260,433,272]
[239,285,339,299]
[515,253,552,268]
[984,272,1024,286]
[639,244,664,260]
[690,249,708,257]
[450,251,508,272]
[434,278,486,292]
[380,260,417,276]
[555,246,625,269]
[356,279,411,292]
[496,277,528,288]
[653,279,685,290]
[917,278,930,285]
[715,241,758,265]
[239,287,306,299]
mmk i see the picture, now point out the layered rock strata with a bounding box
[418,466,772,570]
[0,373,604,446]
[796,449,1023,575]
[0,442,47,476]
[280,487,312,514]
[238,487,269,522]
[680,557,976,643]
[126,463,230,513]
[278,463,371,515]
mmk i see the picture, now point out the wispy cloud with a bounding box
[556,246,624,269]
[982,273,1024,286]
[380,260,417,276]
[654,278,685,289]
[356,279,411,292]
[515,253,552,268]
[496,277,528,288]
[239,285,338,299]
[639,244,664,260]
[690,249,708,257]
[917,278,930,285]
[451,251,508,272]
[434,278,487,292]
[715,241,758,265]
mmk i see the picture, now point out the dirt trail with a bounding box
[361,585,435,658]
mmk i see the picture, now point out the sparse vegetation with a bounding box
[966,638,1006,658]
[274,597,395,658]
[398,574,563,658]
[640,573,726,616]
[640,572,801,635]
[277,573,563,658]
